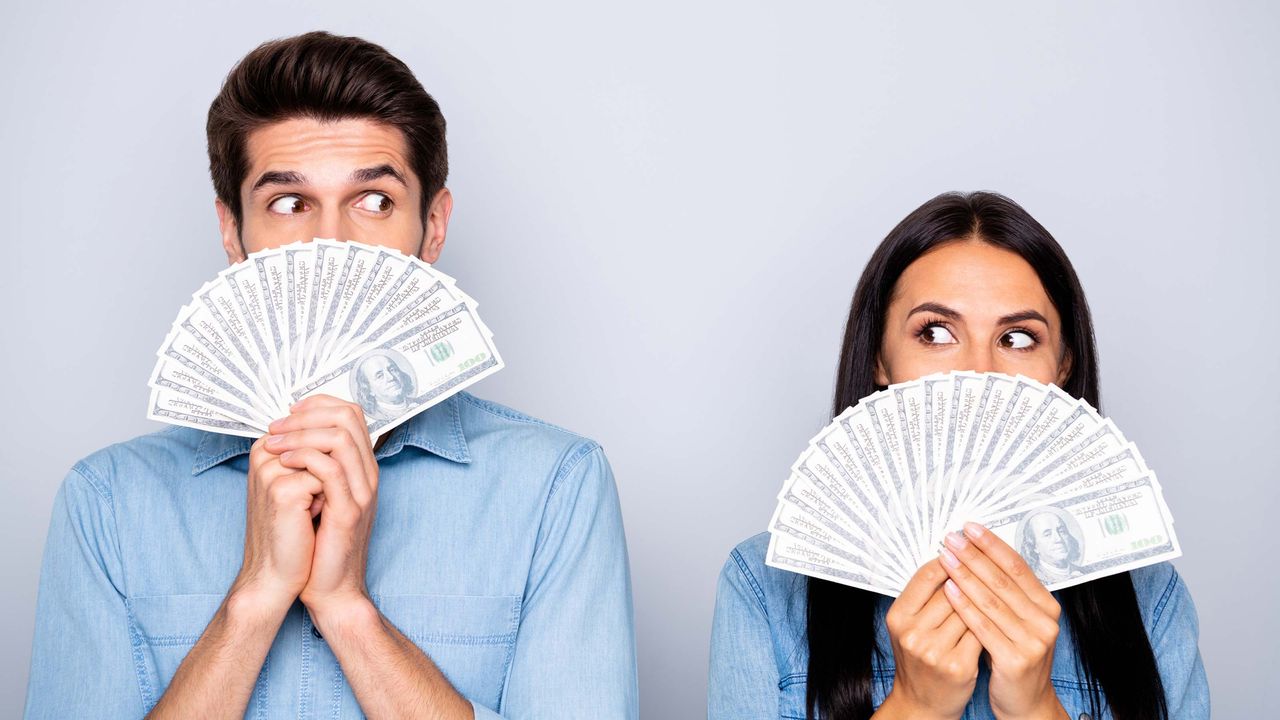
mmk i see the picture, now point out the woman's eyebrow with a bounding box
[998,310,1050,326]
[906,303,1049,327]
[907,302,961,320]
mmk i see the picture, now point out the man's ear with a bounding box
[418,187,453,264]
[874,353,890,387]
[215,198,245,264]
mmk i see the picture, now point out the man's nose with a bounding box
[314,206,356,241]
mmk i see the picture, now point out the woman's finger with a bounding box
[940,541,1031,646]
[963,522,1058,616]
[895,558,950,615]
[943,578,1017,659]
[943,529,1041,622]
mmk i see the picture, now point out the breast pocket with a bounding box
[375,593,521,711]
[126,593,225,707]
[778,673,809,720]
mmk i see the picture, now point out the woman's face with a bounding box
[875,238,1070,387]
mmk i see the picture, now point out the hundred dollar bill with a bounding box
[765,533,901,597]
[983,474,1180,592]
[293,302,504,438]
[768,497,907,589]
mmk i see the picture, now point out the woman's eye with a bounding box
[267,195,307,214]
[355,192,393,213]
[920,325,957,345]
[1001,330,1036,350]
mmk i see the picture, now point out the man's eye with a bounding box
[267,196,307,214]
[355,192,393,213]
[920,325,957,345]
[1001,330,1036,350]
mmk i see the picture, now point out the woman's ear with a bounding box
[874,354,890,387]
[1057,347,1074,387]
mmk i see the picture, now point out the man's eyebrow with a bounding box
[250,170,306,194]
[351,164,407,187]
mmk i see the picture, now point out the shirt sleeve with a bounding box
[25,463,145,719]
[475,443,637,720]
[1147,566,1211,719]
[707,548,780,720]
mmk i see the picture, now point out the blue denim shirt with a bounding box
[708,533,1209,720]
[25,392,638,719]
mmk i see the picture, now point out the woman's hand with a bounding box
[879,558,983,720]
[939,522,1068,720]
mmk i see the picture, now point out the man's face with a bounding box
[362,355,406,403]
[1029,513,1071,566]
[217,117,452,263]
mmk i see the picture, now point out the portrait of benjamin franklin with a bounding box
[1016,506,1085,585]
[350,349,417,422]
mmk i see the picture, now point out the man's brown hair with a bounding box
[207,31,447,227]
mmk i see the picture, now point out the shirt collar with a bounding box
[191,394,472,475]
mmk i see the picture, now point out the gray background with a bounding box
[3,1,1277,716]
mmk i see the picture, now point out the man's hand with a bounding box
[231,432,324,612]
[265,395,380,624]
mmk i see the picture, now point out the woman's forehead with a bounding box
[892,241,1057,321]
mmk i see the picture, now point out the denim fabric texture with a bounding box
[708,532,1209,720]
[25,392,638,719]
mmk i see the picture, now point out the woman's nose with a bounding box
[963,345,998,374]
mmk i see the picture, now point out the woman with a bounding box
[707,192,1208,720]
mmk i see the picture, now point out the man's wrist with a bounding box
[224,582,294,634]
[305,592,381,640]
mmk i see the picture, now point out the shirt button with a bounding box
[311,624,323,640]
[1079,714,1092,720]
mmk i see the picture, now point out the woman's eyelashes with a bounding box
[916,320,958,346]
[999,328,1040,351]
[913,320,1042,352]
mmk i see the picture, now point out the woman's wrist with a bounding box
[992,691,1070,720]
[875,688,962,720]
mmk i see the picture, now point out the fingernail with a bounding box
[939,546,960,569]
[265,435,283,447]
[945,531,968,551]
[944,579,961,597]
[280,450,293,462]
[963,522,986,539]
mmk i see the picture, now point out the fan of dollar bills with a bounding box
[765,371,1180,596]
[147,239,503,439]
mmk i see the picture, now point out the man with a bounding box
[25,31,637,719]
[1018,507,1084,584]
[352,350,418,422]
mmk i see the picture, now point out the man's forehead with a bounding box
[243,117,414,188]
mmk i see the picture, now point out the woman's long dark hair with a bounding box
[806,191,1167,720]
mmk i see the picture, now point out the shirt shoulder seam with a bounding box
[71,459,114,507]
[547,441,604,502]
[1149,565,1180,631]
[730,547,769,617]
